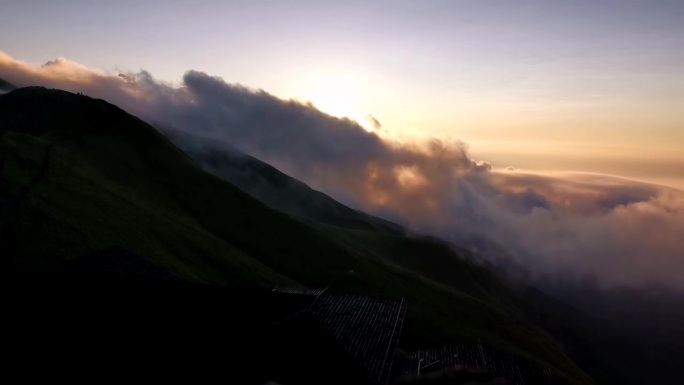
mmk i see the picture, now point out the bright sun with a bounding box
[301,70,375,131]
[313,94,356,120]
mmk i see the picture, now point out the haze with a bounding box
[1,1,683,290]
[1,0,682,189]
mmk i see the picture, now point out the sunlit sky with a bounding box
[1,0,683,189]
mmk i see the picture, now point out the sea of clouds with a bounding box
[2,51,682,291]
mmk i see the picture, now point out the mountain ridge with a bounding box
[0,87,592,384]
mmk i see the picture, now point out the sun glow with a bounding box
[313,95,354,118]
[297,70,376,131]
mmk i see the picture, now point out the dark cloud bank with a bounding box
[2,52,683,292]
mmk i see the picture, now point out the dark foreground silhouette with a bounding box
[6,248,555,384]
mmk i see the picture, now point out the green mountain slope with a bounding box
[170,132,526,312]
[164,131,405,234]
[0,87,592,384]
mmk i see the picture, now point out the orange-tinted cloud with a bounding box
[2,51,683,291]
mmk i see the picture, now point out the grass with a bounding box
[0,87,593,384]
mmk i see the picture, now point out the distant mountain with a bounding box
[0,87,591,384]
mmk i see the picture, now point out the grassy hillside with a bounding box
[172,131,535,313]
[164,130,405,235]
[0,87,592,384]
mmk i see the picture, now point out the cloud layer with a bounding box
[2,51,683,290]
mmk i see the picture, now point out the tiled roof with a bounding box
[270,287,407,384]
[406,341,556,385]
[310,290,407,385]
[273,286,328,296]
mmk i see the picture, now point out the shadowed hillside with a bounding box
[0,87,592,384]
[166,129,684,385]
[166,131,519,309]
[0,77,16,92]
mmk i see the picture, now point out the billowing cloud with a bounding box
[2,51,683,291]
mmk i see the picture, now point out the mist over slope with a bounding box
[1,87,598,384]
[2,51,683,292]
[165,129,684,384]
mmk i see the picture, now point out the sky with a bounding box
[1,1,684,289]
[1,0,683,190]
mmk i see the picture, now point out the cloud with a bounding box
[2,51,683,291]
[365,114,382,130]
[479,174,684,288]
